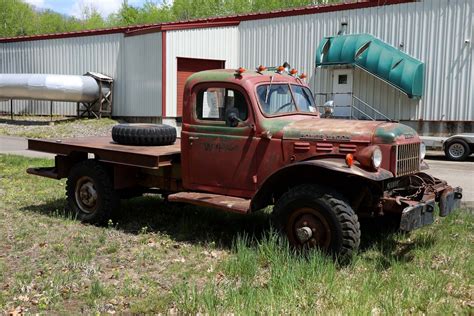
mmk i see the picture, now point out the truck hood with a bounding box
[281,118,418,143]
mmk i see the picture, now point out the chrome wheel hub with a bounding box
[449,143,465,158]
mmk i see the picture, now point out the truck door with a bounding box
[181,83,257,197]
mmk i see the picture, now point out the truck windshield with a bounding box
[257,84,317,115]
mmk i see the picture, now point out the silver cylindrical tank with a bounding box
[0,74,103,103]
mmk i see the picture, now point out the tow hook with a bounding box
[296,226,313,243]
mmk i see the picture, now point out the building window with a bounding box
[196,88,248,121]
[338,74,348,84]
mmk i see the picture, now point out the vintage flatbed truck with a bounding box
[27,67,462,258]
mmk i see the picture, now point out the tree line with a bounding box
[0,0,336,37]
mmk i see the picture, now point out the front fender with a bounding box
[298,158,394,181]
[250,158,394,211]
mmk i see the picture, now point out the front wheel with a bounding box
[66,160,119,224]
[273,184,360,259]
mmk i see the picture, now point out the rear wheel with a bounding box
[445,139,470,161]
[273,184,360,259]
[66,160,119,224]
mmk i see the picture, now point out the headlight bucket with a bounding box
[355,145,383,171]
[420,142,426,160]
[371,147,382,169]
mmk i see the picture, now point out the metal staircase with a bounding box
[315,92,393,121]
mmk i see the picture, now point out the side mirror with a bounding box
[225,108,241,127]
[324,100,334,108]
[323,100,334,118]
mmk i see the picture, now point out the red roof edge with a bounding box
[0,26,138,43]
[124,21,240,37]
[0,0,414,43]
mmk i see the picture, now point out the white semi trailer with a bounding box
[421,134,474,161]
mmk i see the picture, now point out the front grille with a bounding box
[395,143,420,177]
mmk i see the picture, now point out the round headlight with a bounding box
[420,142,426,160]
[371,147,382,169]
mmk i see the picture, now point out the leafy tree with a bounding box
[0,0,342,37]
[0,0,35,36]
[79,5,106,30]
[109,0,141,26]
[35,9,73,34]
[172,0,228,20]
[136,1,174,24]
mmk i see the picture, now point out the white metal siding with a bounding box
[239,0,473,121]
[0,34,123,116]
[0,32,164,117]
[166,26,239,117]
[122,33,162,116]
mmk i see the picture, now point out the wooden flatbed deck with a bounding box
[28,136,181,169]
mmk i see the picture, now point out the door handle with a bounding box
[189,136,199,140]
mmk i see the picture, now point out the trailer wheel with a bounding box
[444,139,470,161]
[273,184,360,259]
[112,123,177,146]
[66,160,119,224]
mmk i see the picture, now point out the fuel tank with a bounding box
[0,74,105,103]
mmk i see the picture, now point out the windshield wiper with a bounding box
[265,75,274,104]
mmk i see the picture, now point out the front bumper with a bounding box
[382,174,463,232]
[400,199,436,231]
[399,186,462,231]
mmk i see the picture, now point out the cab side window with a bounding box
[196,88,248,122]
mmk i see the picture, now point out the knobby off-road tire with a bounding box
[273,184,361,259]
[112,123,177,146]
[66,160,119,224]
[444,139,470,161]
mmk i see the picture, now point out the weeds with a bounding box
[0,117,118,139]
[0,154,473,314]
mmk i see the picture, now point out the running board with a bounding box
[167,192,250,214]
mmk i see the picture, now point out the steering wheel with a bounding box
[274,102,294,113]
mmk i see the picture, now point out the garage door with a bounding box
[177,57,225,116]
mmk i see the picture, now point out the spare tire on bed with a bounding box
[112,123,177,146]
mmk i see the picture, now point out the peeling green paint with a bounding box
[187,70,236,84]
[186,69,299,86]
[261,119,293,134]
[187,124,250,137]
[374,123,417,143]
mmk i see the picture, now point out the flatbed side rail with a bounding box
[27,137,181,169]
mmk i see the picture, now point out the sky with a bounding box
[23,0,158,18]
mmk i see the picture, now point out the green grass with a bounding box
[0,154,473,314]
[0,117,118,139]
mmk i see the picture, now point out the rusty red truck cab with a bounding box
[27,67,462,258]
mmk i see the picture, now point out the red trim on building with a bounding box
[125,21,240,37]
[0,26,139,43]
[0,0,414,43]
[161,31,167,118]
[161,20,240,31]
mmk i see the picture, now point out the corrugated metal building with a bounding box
[0,0,472,134]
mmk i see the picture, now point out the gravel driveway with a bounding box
[0,117,118,139]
